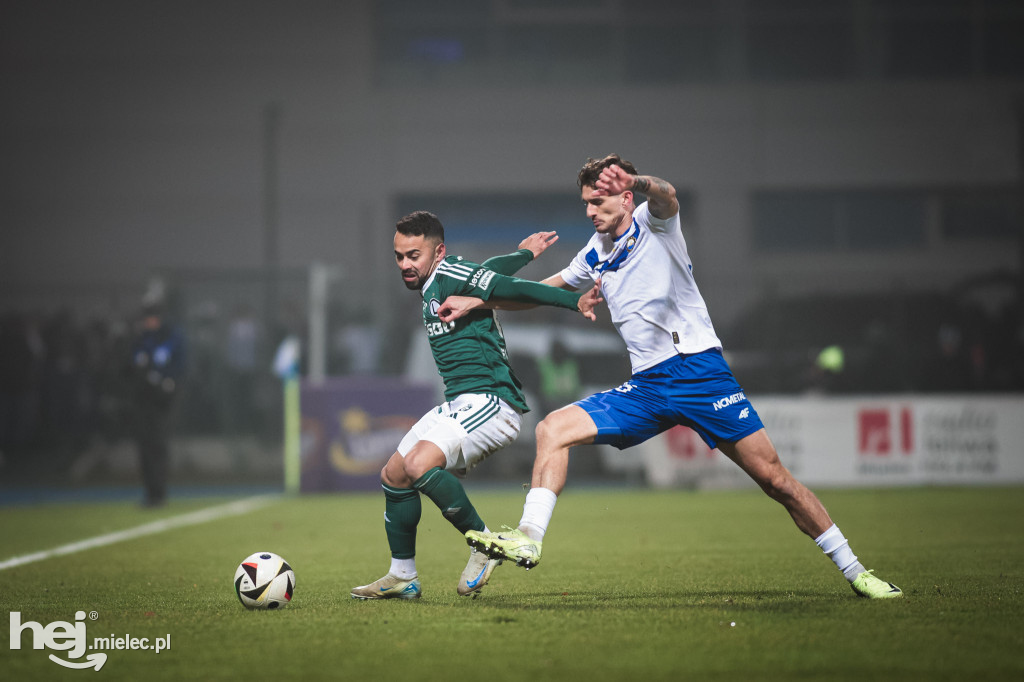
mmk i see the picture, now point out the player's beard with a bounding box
[594,207,630,236]
[402,269,426,290]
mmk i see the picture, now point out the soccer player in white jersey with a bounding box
[443,154,902,599]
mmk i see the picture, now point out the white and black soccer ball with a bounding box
[234,552,295,610]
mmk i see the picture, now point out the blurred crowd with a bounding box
[1,277,1021,479]
[726,275,1024,395]
[0,302,283,480]
[0,309,127,473]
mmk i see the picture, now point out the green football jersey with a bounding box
[420,255,529,412]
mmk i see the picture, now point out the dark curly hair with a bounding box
[395,210,445,243]
[577,154,639,189]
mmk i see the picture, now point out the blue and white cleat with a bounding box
[350,573,421,600]
[457,548,501,597]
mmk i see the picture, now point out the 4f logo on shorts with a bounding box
[739,408,749,419]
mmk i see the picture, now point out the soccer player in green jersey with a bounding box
[351,210,602,600]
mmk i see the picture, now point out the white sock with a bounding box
[389,557,417,580]
[814,524,865,582]
[518,487,558,541]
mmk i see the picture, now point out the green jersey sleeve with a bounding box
[482,274,581,311]
[435,256,581,312]
[482,248,533,276]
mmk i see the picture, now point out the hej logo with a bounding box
[9,610,172,671]
[9,611,106,670]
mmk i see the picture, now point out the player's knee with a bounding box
[380,463,397,487]
[381,454,412,488]
[402,459,428,482]
[537,407,592,452]
[402,449,440,482]
[759,466,797,503]
[535,415,562,449]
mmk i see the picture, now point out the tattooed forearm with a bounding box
[652,178,672,195]
[633,174,678,219]
[633,175,673,196]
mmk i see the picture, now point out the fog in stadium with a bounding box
[1,1,1022,491]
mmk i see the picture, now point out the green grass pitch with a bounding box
[3,486,1023,681]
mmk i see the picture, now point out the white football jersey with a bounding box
[560,202,722,373]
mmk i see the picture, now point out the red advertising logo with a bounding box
[858,407,913,456]
[665,425,715,460]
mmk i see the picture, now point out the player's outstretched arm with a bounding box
[482,231,559,276]
[438,275,600,323]
[437,295,539,322]
[595,164,679,220]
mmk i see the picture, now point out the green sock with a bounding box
[412,467,486,535]
[382,484,420,559]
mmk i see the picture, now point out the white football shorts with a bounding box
[397,393,522,476]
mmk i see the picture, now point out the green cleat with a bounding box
[465,526,542,570]
[457,548,501,597]
[851,570,903,599]
[350,573,422,600]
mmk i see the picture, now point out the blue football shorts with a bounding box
[574,349,764,450]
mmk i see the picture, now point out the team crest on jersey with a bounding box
[625,236,637,251]
[428,298,441,317]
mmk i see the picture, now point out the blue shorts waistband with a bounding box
[636,348,722,377]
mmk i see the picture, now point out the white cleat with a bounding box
[458,548,501,597]
[351,573,421,600]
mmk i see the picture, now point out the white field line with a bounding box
[0,494,280,571]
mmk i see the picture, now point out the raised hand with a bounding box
[518,231,559,259]
[593,164,635,197]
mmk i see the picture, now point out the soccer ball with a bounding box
[234,552,295,610]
